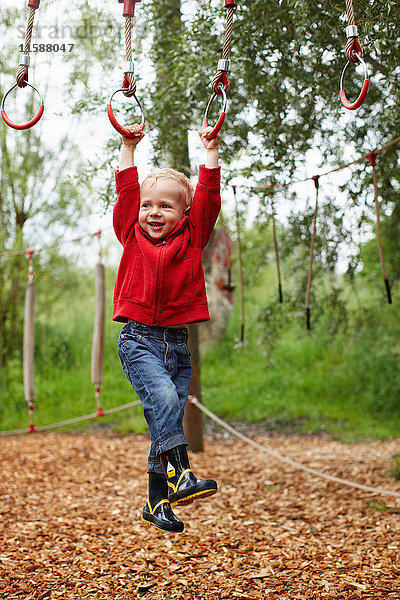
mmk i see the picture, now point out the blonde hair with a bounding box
[142,168,194,207]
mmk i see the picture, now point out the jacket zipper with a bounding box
[153,240,166,325]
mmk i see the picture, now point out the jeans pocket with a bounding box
[118,332,142,353]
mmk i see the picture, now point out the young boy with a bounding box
[113,123,221,533]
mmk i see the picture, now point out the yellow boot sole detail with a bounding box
[171,487,217,507]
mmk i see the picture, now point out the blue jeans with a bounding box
[117,321,191,475]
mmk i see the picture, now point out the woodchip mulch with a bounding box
[1,431,400,599]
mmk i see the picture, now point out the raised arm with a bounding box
[113,124,145,245]
[119,123,145,171]
[188,128,221,248]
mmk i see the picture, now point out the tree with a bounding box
[0,4,93,367]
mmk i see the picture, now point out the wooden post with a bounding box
[23,250,36,432]
[232,185,245,342]
[91,259,105,415]
[270,196,283,303]
[367,152,392,304]
[183,324,204,452]
[305,176,319,330]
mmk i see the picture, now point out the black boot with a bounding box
[142,473,184,533]
[160,445,218,507]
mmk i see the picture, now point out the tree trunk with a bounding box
[184,323,204,451]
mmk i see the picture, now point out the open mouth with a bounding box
[148,222,164,229]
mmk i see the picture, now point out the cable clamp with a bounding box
[217,59,230,72]
[124,61,134,73]
[345,25,358,38]
[19,54,31,67]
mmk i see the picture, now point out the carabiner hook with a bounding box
[107,88,145,137]
[340,52,369,111]
[1,82,44,130]
[203,85,227,140]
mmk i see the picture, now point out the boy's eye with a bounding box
[162,204,171,209]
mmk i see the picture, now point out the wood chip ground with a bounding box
[1,431,400,599]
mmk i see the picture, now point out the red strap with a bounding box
[312,175,320,189]
[213,71,229,93]
[347,37,363,60]
[122,74,135,91]
[366,151,376,167]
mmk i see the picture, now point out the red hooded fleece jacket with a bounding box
[112,165,221,326]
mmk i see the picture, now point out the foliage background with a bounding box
[0,0,399,440]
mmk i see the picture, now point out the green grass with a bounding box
[202,270,400,442]
[1,263,399,443]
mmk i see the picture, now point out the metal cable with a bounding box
[16,7,37,87]
[345,0,355,25]
[123,15,136,97]
[344,0,361,63]
[211,6,235,94]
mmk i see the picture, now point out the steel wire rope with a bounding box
[16,3,38,88]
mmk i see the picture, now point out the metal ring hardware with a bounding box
[203,84,227,140]
[107,87,145,136]
[339,52,369,111]
[1,82,44,130]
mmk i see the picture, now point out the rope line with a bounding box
[345,0,355,25]
[123,15,136,97]
[211,3,236,94]
[16,6,37,87]
[190,397,400,500]
[305,176,319,330]
[0,227,112,260]
[253,135,400,194]
[344,0,361,63]
[368,152,393,303]
[0,400,141,437]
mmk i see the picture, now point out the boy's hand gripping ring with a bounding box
[340,52,369,111]
[203,85,227,140]
[1,82,44,130]
[107,88,145,137]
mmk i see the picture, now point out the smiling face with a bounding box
[139,178,189,240]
